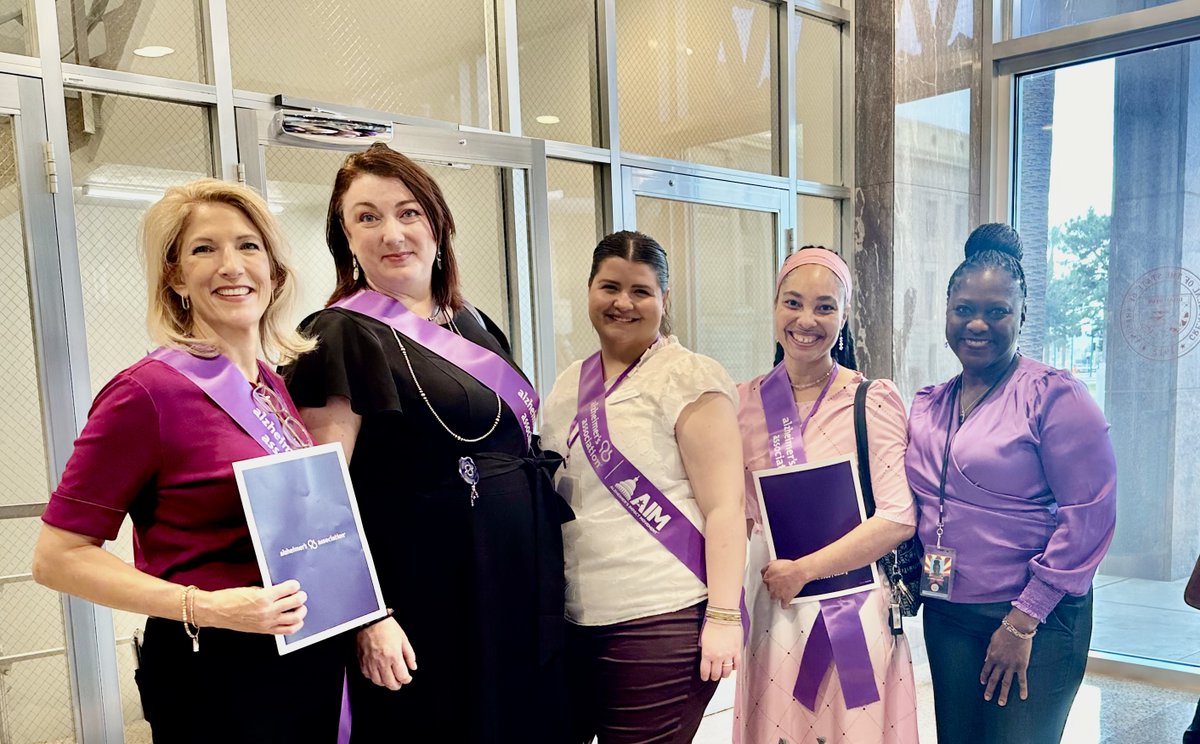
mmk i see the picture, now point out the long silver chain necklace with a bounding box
[391,317,502,443]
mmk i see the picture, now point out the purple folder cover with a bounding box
[236,444,385,652]
[757,458,876,600]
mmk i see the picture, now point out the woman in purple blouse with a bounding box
[905,223,1116,744]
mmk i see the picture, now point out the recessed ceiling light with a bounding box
[536,115,560,125]
[134,46,175,58]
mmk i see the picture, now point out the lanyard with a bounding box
[934,355,1019,547]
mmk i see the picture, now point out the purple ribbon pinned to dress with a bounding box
[331,290,538,447]
[149,348,353,742]
[758,362,880,712]
[573,350,749,638]
[149,348,298,454]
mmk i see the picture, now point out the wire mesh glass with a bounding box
[54,0,206,82]
[68,91,213,738]
[228,1,497,129]
[795,12,842,185]
[617,0,777,174]
[796,194,840,252]
[264,145,512,338]
[546,159,602,373]
[517,0,599,146]
[635,196,776,383]
[0,1,34,56]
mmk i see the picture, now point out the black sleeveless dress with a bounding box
[284,306,571,743]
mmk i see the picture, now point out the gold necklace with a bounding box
[790,363,834,391]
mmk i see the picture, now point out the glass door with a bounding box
[0,73,124,744]
[620,167,789,383]
[236,107,554,392]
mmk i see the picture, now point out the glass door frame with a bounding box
[0,71,126,743]
[235,103,557,394]
[621,165,793,268]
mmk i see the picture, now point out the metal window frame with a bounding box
[984,0,1200,684]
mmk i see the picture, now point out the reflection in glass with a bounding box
[518,0,598,146]
[617,0,776,174]
[796,194,839,251]
[635,196,774,381]
[228,1,496,128]
[54,0,206,82]
[794,13,841,184]
[546,159,601,372]
[1015,43,1200,665]
[1010,0,1182,38]
[0,0,32,56]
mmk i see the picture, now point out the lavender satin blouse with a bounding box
[905,356,1116,621]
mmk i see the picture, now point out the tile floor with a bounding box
[693,575,1200,743]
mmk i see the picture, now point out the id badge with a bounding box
[920,546,957,600]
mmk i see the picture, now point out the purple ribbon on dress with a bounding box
[331,290,538,447]
[148,347,353,742]
[574,350,749,638]
[148,347,298,454]
[758,362,880,712]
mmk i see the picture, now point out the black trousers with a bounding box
[922,592,1092,744]
[136,617,346,744]
[567,603,718,744]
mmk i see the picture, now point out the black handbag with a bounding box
[854,380,923,619]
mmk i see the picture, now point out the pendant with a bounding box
[192,638,199,653]
[458,456,480,507]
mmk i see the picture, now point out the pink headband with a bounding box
[774,248,853,306]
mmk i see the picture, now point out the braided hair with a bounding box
[946,223,1027,302]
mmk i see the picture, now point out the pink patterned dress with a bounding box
[735,371,920,744]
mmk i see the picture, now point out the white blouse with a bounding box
[540,336,738,626]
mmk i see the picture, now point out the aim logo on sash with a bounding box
[614,476,672,532]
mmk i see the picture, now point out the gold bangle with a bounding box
[1000,617,1036,641]
[707,605,740,615]
[182,585,200,652]
[704,608,742,624]
[705,617,742,626]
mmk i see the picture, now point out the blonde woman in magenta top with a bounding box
[735,247,919,744]
[540,231,746,743]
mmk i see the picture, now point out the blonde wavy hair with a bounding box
[142,179,315,364]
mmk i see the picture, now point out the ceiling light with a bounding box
[536,115,560,125]
[80,184,164,202]
[134,46,175,58]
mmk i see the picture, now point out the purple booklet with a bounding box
[234,443,386,654]
[752,455,878,604]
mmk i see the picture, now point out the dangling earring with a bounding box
[180,295,190,311]
[838,334,844,352]
[352,255,360,279]
[436,251,443,270]
[944,340,949,348]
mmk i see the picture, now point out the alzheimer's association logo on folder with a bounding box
[234,442,386,654]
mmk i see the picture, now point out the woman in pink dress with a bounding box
[735,247,920,744]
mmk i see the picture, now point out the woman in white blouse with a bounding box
[540,231,746,743]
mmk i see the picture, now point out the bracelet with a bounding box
[361,608,394,629]
[181,585,200,653]
[704,606,742,625]
[1000,617,1036,641]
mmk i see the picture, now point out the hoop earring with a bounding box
[436,251,443,270]
[180,295,190,311]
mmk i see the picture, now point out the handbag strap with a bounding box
[854,379,876,518]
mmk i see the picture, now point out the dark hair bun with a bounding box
[964,223,1023,263]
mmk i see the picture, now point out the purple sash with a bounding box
[331,290,537,447]
[758,362,880,711]
[148,348,299,454]
[574,349,748,637]
[148,347,353,743]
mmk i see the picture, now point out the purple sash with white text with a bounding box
[758,362,880,711]
[148,348,299,455]
[574,350,748,638]
[331,290,537,447]
[148,347,352,744]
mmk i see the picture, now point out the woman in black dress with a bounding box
[283,144,570,742]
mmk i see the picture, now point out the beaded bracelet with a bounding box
[181,585,200,652]
[1000,617,1036,641]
